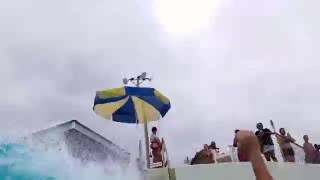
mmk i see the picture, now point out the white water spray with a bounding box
[0,136,141,180]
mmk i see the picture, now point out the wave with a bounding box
[0,139,140,180]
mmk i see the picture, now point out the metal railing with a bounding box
[161,138,170,167]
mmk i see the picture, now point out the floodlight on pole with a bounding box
[123,72,151,87]
[121,72,153,169]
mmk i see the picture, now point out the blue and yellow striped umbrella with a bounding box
[93,86,171,123]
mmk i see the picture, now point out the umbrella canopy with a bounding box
[93,86,171,123]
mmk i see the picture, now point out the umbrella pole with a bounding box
[144,119,151,169]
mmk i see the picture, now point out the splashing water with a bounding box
[0,139,141,180]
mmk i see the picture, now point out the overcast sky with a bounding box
[1,0,320,165]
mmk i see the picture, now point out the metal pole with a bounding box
[144,116,151,168]
[137,78,140,87]
[270,120,285,162]
[139,140,143,159]
[132,73,150,168]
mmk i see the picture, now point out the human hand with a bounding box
[235,130,273,180]
[235,130,261,158]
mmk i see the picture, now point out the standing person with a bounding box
[277,128,295,162]
[150,127,162,165]
[234,129,249,162]
[313,144,320,164]
[255,123,278,162]
[303,135,316,164]
[235,130,273,180]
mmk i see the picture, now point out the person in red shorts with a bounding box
[150,127,163,164]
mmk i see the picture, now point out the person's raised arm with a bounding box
[235,130,273,180]
[287,133,296,142]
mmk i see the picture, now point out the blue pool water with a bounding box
[0,143,54,179]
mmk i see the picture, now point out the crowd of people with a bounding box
[148,123,320,169]
[233,122,320,164]
[150,128,275,180]
[148,125,320,180]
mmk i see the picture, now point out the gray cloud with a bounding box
[1,0,320,165]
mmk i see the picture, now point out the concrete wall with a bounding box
[145,168,170,180]
[145,163,320,180]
